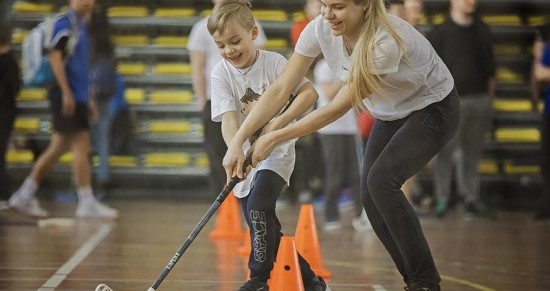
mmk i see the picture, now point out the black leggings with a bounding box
[239,170,315,284]
[361,89,460,288]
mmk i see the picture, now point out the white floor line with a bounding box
[37,223,113,291]
[373,284,387,291]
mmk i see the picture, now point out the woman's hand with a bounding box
[223,141,246,183]
[250,131,278,168]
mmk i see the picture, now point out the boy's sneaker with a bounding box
[238,277,268,291]
[76,201,118,220]
[306,275,331,291]
[9,195,49,218]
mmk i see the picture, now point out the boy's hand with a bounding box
[223,141,246,183]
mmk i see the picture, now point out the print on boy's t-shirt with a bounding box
[240,87,261,116]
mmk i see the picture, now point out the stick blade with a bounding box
[95,284,114,291]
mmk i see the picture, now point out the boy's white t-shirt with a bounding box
[314,59,358,135]
[295,14,454,121]
[210,50,309,198]
[187,17,267,100]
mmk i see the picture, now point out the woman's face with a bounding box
[320,0,366,37]
[212,20,258,69]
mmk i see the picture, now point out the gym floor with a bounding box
[1,196,549,291]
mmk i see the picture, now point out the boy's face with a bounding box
[212,20,258,69]
[451,0,476,15]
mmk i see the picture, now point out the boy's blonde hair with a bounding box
[207,0,255,35]
[346,0,406,111]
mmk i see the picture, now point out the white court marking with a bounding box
[373,284,387,291]
[37,223,113,291]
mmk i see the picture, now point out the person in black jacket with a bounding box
[429,0,496,218]
[0,24,21,204]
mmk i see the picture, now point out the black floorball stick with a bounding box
[95,157,251,291]
[96,94,298,291]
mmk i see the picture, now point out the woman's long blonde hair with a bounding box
[347,0,406,111]
[207,0,255,35]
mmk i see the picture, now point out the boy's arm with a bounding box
[265,82,318,133]
[221,111,241,147]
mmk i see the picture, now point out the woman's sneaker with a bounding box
[306,275,331,291]
[76,201,118,219]
[9,194,49,218]
[238,277,268,291]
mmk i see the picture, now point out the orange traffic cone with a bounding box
[238,227,252,256]
[295,204,332,279]
[209,192,244,240]
[269,236,304,291]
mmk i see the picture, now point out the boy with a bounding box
[208,1,329,290]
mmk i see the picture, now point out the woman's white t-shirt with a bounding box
[295,14,454,121]
[211,50,309,198]
[314,59,358,135]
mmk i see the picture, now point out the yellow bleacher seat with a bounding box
[149,90,193,104]
[14,118,40,132]
[108,6,149,17]
[418,14,428,26]
[93,156,137,167]
[125,88,145,104]
[494,128,540,143]
[153,63,191,75]
[154,8,195,17]
[265,39,289,50]
[118,62,147,76]
[6,150,34,164]
[292,11,306,22]
[59,153,73,164]
[112,35,149,46]
[496,67,523,84]
[253,10,288,21]
[493,99,532,112]
[539,102,544,112]
[154,36,188,48]
[148,121,192,134]
[478,160,498,174]
[528,15,549,26]
[503,160,540,174]
[195,153,209,168]
[144,153,190,167]
[17,88,47,101]
[482,14,521,26]
[12,1,53,13]
[11,29,29,44]
[432,13,446,25]
[493,44,522,55]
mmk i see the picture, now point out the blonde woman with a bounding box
[223,0,460,290]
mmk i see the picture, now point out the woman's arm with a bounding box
[534,63,550,82]
[224,52,316,179]
[250,83,354,167]
[266,82,319,133]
